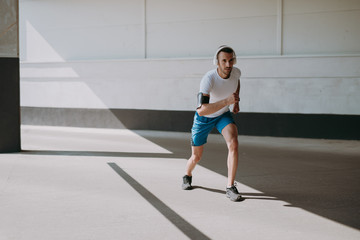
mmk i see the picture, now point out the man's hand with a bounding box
[226,93,240,105]
[232,103,240,114]
[227,92,240,114]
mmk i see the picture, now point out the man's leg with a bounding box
[222,123,243,201]
[182,145,203,190]
[185,145,204,176]
[221,123,239,187]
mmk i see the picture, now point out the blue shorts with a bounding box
[191,111,235,146]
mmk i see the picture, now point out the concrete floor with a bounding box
[0,125,359,240]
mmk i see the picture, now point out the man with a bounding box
[182,45,243,202]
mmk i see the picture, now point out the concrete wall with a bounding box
[20,56,360,115]
[283,0,360,55]
[0,0,20,152]
[19,0,360,139]
[19,0,360,60]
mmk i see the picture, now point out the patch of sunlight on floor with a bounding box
[21,125,172,154]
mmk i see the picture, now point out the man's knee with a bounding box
[222,124,238,151]
[191,152,202,163]
[190,146,203,164]
[227,137,238,152]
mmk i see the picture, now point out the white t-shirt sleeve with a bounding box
[199,71,213,95]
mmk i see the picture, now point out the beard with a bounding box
[220,67,232,78]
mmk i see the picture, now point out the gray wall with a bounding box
[19,0,360,60]
[20,56,360,115]
[19,0,360,139]
[0,0,20,152]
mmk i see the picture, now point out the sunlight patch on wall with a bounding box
[21,67,79,78]
[21,81,108,109]
[26,20,64,62]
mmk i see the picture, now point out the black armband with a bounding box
[197,92,210,109]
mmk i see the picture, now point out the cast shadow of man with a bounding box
[192,185,278,202]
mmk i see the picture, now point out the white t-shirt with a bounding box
[199,67,241,118]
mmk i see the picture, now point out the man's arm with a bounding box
[232,80,240,114]
[197,93,239,116]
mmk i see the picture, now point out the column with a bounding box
[0,0,20,152]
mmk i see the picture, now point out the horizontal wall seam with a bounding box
[19,76,360,81]
[19,54,360,64]
[147,14,278,25]
[36,23,145,31]
[284,8,360,16]
[241,76,360,79]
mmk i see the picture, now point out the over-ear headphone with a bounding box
[213,45,237,65]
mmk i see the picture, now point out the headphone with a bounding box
[213,45,237,65]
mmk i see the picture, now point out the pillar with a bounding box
[0,0,20,152]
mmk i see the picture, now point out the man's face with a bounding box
[217,51,235,79]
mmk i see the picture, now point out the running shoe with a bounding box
[182,175,193,190]
[226,184,244,201]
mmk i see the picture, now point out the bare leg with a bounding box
[185,145,204,176]
[221,123,239,186]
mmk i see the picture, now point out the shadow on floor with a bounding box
[21,130,360,230]
[135,131,360,230]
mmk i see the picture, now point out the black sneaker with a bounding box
[182,175,193,190]
[226,184,243,202]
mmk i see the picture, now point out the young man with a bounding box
[182,45,243,202]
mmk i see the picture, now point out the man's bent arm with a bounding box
[197,93,238,116]
[232,80,240,113]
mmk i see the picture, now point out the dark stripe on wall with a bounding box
[236,112,360,140]
[0,58,20,152]
[21,107,360,140]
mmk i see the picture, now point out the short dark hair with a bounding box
[213,45,237,65]
[218,46,234,55]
